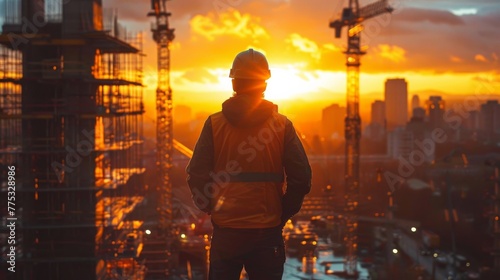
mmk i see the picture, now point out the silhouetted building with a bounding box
[412,107,426,121]
[0,1,146,279]
[364,100,385,141]
[364,123,385,142]
[387,127,412,159]
[387,125,434,162]
[480,100,500,139]
[322,103,346,139]
[371,100,385,127]
[463,110,480,132]
[426,96,445,128]
[406,115,433,161]
[385,78,408,131]
[411,94,420,110]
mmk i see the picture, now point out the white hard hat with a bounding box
[229,49,271,80]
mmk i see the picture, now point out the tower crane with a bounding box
[148,0,175,235]
[329,0,392,276]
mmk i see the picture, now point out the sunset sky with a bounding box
[94,0,499,120]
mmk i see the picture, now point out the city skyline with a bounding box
[2,1,496,121]
[89,0,498,111]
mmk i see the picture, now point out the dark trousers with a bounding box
[209,224,285,280]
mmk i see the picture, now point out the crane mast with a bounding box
[330,0,392,276]
[148,0,175,235]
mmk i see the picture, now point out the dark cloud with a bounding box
[104,0,211,21]
[395,7,464,25]
[347,6,500,73]
[103,0,150,23]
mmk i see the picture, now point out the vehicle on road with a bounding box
[421,230,440,254]
[285,232,318,258]
[452,254,471,272]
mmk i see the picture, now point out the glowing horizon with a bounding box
[120,0,500,122]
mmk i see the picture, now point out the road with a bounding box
[398,229,449,280]
[282,241,371,280]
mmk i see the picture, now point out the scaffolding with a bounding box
[0,1,146,279]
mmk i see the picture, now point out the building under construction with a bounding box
[0,0,148,279]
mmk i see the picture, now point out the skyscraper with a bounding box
[411,94,420,110]
[411,107,426,121]
[480,100,500,138]
[322,103,346,139]
[371,100,386,127]
[364,100,386,141]
[385,78,408,131]
[387,127,413,159]
[426,96,445,128]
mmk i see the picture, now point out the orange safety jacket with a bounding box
[209,111,287,228]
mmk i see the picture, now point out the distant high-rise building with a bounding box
[364,100,386,141]
[464,110,480,131]
[412,107,426,120]
[387,127,413,159]
[411,95,420,110]
[480,100,500,138]
[322,103,346,139]
[371,100,385,127]
[426,96,445,128]
[385,78,408,131]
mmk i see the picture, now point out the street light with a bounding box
[432,252,438,280]
[411,227,417,233]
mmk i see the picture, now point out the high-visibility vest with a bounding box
[209,111,287,228]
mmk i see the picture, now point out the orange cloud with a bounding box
[450,56,462,63]
[285,34,343,64]
[286,33,320,60]
[322,43,342,53]
[475,54,487,62]
[375,44,406,63]
[190,10,269,41]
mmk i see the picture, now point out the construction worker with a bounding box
[186,48,311,280]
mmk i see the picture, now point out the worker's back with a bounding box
[210,94,286,228]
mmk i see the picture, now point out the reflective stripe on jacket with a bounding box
[209,111,286,228]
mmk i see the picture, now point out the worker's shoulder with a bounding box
[206,111,223,121]
[271,110,287,120]
[273,111,293,126]
[208,111,223,117]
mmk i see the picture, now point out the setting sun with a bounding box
[266,65,318,100]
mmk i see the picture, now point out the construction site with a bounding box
[0,0,150,278]
[2,0,500,280]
